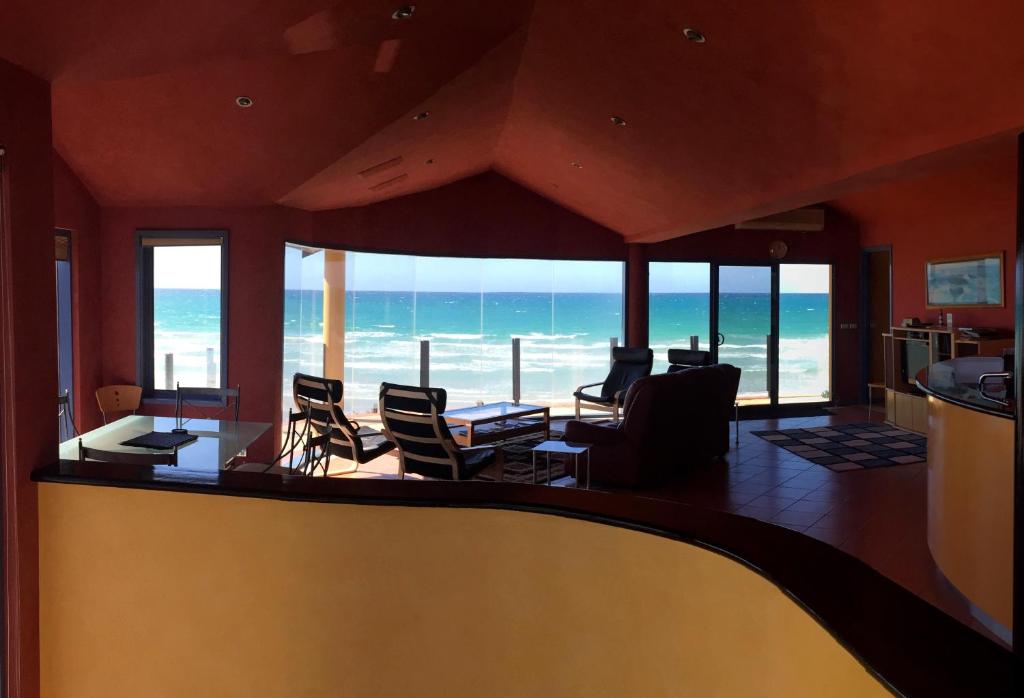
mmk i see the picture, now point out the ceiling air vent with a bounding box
[358,156,404,179]
[369,173,409,191]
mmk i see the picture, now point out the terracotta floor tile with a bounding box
[770,508,827,528]
[785,498,835,516]
[735,505,777,522]
[747,495,797,513]
[766,485,815,499]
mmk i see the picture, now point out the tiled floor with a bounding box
[324,406,1004,646]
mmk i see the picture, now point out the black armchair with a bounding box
[573,347,653,422]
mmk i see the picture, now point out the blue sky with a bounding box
[285,247,625,293]
[157,245,829,293]
[154,246,221,289]
[282,247,830,293]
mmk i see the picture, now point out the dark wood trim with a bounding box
[0,144,14,698]
[709,263,720,363]
[770,263,780,404]
[31,460,1019,696]
[1013,133,1024,655]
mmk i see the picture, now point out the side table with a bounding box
[530,440,590,489]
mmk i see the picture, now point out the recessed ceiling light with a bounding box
[683,27,706,43]
[571,161,583,169]
[413,111,430,120]
[392,5,415,20]
[610,115,627,127]
[235,96,254,108]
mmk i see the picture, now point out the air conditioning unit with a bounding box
[735,207,825,232]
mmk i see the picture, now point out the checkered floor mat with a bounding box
[751,422,926,471]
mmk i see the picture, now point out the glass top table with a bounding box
[59,415,272,472]
[442,401,550,447]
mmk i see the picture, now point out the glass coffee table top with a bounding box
[442,401,547,423]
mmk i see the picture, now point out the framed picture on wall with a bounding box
[925,252,1004,308]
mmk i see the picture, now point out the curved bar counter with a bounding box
[916,357,1014,640]
[33,458,1018,696]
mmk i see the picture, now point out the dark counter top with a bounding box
[916,357,1015,419]
[32,459,1018,696]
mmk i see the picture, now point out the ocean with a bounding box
[151,289,829,413]
[278,290,830,413]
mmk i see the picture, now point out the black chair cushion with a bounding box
[573,389,615,405]
[667,349,712,367]
[356,428,396,460]
[460,447,498,477]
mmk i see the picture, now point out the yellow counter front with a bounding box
[919,358,1014,636]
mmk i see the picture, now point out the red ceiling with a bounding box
[4,0,1024,241]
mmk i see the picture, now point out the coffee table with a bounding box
[442,401,550,448]
[531,440,590,489]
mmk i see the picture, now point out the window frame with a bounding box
[136,230,229,401]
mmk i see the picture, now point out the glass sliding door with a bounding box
[282,244,326,419]
[778,264,832,403]
[716,265,773,404]
[648,262,711,373]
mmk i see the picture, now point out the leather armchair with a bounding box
[564,365,741,488]
[573,347,653,422]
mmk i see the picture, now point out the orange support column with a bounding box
[322,250,346,380]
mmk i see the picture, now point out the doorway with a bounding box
[55,231,74,440]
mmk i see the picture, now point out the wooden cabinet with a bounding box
[890,392,928,433]
[882,325,1010,434]
[912,393,928,433]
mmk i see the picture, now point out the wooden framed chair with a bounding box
[378,383,501,481]
[292,373,395,476]
[95,384,142,424]
[79,439,178,467]
[175,383,241,422]
[58,389,78,441]
[573,347,653,422]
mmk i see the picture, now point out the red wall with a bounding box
[312,172,625,259]
[53,154,104,431]
[0,57,54,698]
[835,140,1017,329]
[646,217,862,404]
[98,206,298,460]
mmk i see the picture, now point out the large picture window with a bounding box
[137,231,227,398]
[283,246,624,415]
